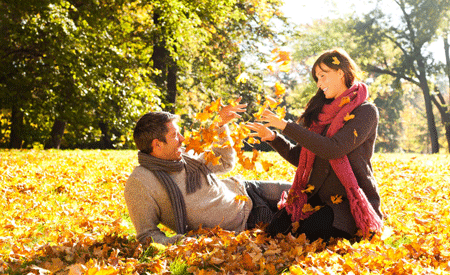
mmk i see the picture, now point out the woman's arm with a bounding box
[282,103,378,160]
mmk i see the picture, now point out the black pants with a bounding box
[265,205,352,242]
[244,180,291,229]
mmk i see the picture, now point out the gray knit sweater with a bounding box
[124,125,253,244]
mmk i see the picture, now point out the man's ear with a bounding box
[151,139,161,153]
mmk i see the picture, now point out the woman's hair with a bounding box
[133,111,179,154]
[298,48,361,127]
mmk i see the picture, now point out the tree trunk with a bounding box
[416,56,440,153]
[45,119,66,149]
[166,61,178,113]
[9,104,23,149]
[99,121,114,149]
[151,11,177,113]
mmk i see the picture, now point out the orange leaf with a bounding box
[301,184,315,194]
[274,81,286,96]
[302,203,315,213]
[344,113,355,121]
[234,195,249,203]
[339,96,351,107]
[208,98,222,112]
[332,56,340,65]
[261,160,274,172]
[331,194,343,204]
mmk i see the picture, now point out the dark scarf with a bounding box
[138,151,218,234]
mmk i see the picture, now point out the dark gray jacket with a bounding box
[269,101,383,235]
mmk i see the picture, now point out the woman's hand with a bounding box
[246,122,276,142]
[218,97,247,127]
[258,109,288,130]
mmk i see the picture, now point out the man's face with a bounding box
[157,120,185,161]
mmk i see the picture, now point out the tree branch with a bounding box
[366,64,420,86]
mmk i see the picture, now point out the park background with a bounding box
[1,0,450,153]
[1,0,450,274]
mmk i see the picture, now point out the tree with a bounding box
[350,0,450,153]
[288,18,405,152]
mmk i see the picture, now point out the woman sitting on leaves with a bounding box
[246,48,383,242]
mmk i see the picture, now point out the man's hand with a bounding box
[218,97,247,127]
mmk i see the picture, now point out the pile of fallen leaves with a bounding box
[1,150,450,274]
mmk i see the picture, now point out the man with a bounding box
[124,101,291,244]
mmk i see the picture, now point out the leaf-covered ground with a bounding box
[1,150,450,274]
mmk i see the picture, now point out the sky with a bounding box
[279,0,445,61]
[280,0,377,25]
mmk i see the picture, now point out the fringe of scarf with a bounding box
[138,152,217,234]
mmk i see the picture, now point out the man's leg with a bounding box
[245,180,291,229]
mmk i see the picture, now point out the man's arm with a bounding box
[124,173,184,245]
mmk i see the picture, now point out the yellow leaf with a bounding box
[331,194,343,204]
[332,56,340,65]
[302,203,315,213]
[275,106,286,119]
[301,184,315,193]
[265,95,279,109]
[339,96,350,107]
[247,137,260,144]
[205,152,222,166]
[208,98,222,112]
[195,111,212,122]
[344,113,355,121]
[261,160,274,172]
[235,195,249,203]
[236,72,249,83]
[274,81,286,96]
[279,61,291,72]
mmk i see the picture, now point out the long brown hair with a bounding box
[298,48,361,127]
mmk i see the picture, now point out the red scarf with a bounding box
[278,82,383,235]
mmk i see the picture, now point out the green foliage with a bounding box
[0,0,290,149]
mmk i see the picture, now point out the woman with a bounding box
[246,48,383,242]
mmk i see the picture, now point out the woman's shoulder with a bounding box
[354,101,379,117]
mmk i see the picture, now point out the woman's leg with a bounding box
[297,205,352,242]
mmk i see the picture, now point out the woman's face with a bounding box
[315,63,347,99]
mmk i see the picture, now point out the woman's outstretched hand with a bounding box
[257,109,288,130]
[246,122,276,142]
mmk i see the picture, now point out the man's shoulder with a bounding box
[126,166,158,187]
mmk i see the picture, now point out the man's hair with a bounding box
[133,111,179,154]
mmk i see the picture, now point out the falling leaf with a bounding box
[339,96,351,107]
[332,56,340,65]
[274,81,286,96]
[301,184,315,194]
[260,160,274,172]
[236,72,249,83]
[265,95,279,109]
[331,195,343,204]
[344,113,355,121]
[275,106,286,120]
[302,204,315,213]
[234,195,249,203]
[291,222,300,233]
[205,152,222,166]
[279,61,291,72]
